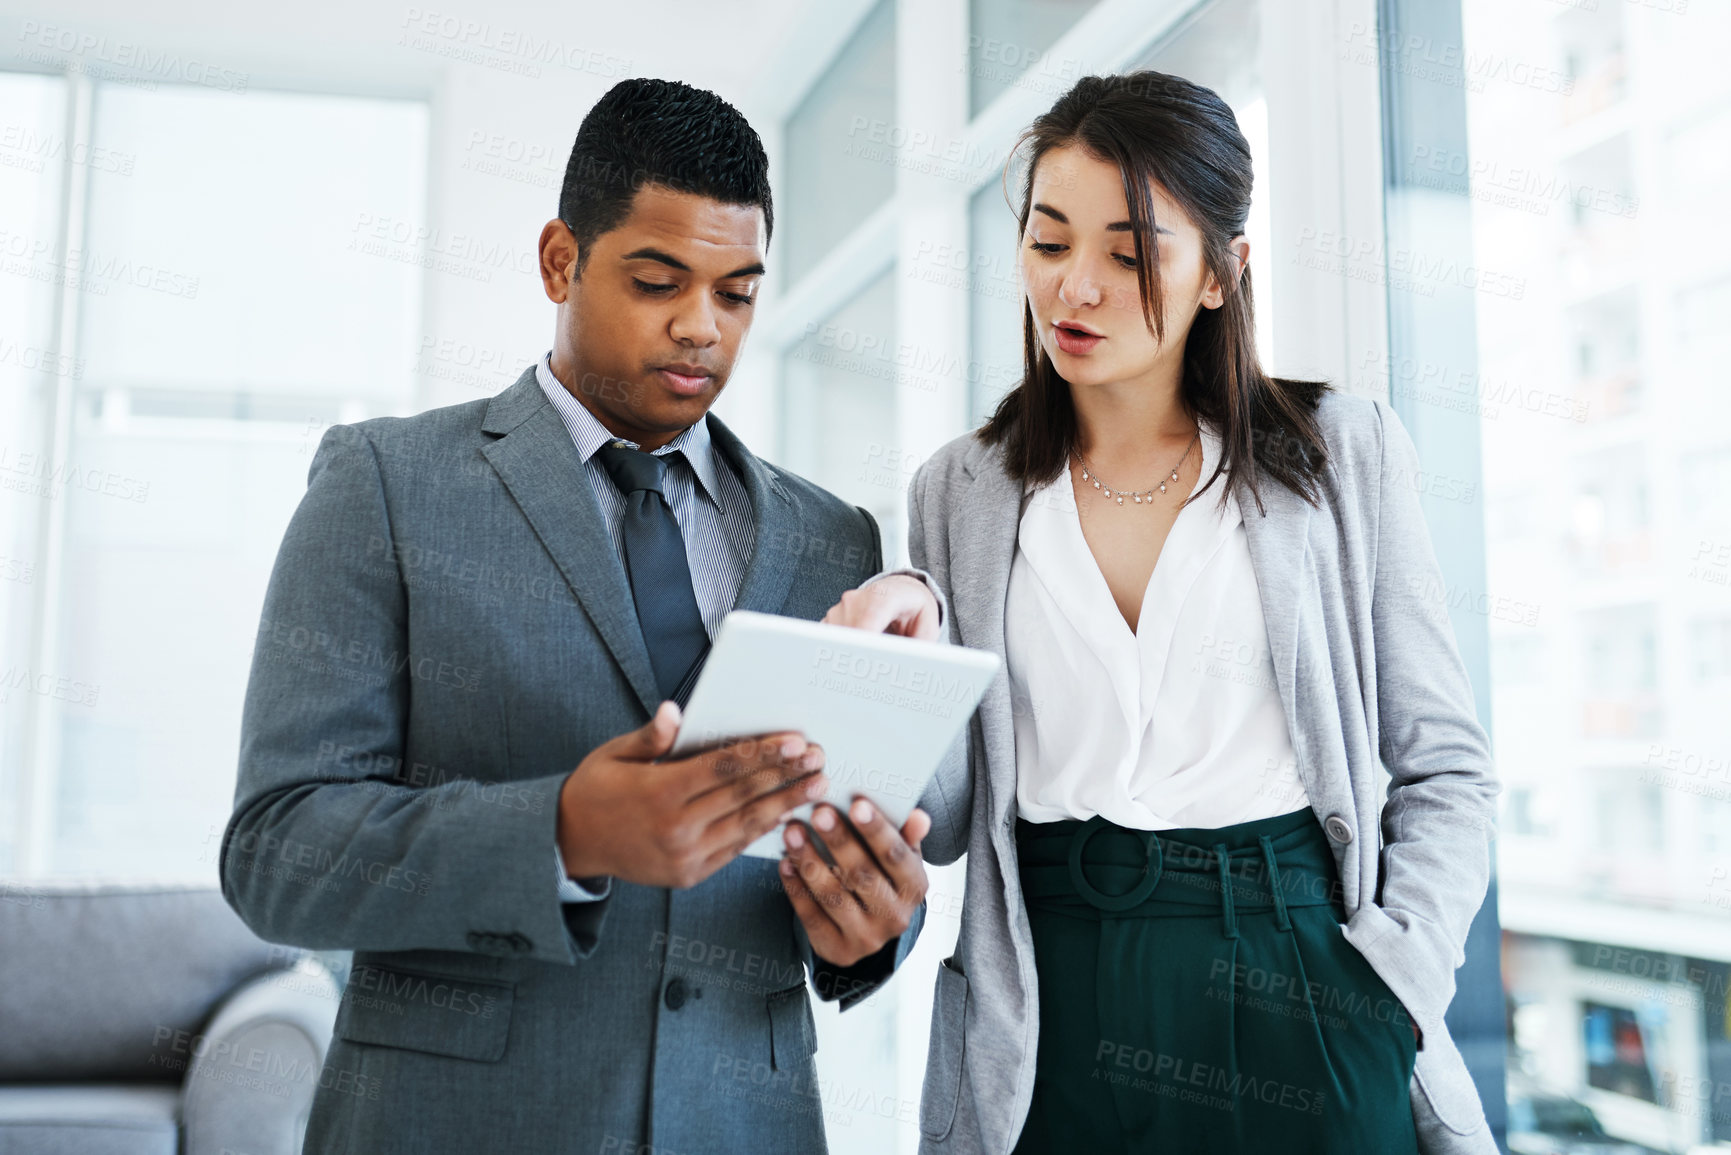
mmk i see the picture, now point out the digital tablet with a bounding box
[667,609,1000,859]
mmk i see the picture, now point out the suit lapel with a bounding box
[706,413,800,617]
[481,368,662,715]
[1231,467,1312,747]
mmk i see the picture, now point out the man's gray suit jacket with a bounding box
[220,366,924,1154]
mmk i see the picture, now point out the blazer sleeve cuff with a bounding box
[859,568,949,633]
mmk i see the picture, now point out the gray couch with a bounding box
[0,882,340,1155]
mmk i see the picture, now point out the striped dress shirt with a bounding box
[534,353,754,641]
[536,352,755,903]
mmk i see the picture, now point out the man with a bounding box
[220,78,944,1154]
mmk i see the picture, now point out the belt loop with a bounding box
[1213,842,1237,939]
[1260,834,1292,932]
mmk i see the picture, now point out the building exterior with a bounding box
[1465,2,1731,1149]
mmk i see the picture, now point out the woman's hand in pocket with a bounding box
[823,575,941,640]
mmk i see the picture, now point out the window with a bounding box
[0,70,70,872]
[781,0,896,286]
[1582,1002,1659,1104]
[1458,0,1731,1145]
[1689,616,1731,683]
[966,0,1104,117]
[779,271,899,526]
[4,78,426,877]
[967,180,1024,428]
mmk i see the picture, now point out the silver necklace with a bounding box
[1076,428,1199,506]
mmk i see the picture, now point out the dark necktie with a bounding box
[594,442,709,706]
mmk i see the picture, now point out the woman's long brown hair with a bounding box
[977,70,1331,515]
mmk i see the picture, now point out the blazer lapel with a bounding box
[1231,467,1312,744]
[951,439,1025,831]
[480,367,662,716]
[706,413,800,617]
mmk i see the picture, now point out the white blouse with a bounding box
[1006,420,1310,830]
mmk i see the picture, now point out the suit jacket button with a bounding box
[664,977,688,1011]
[1324,815,1354,844]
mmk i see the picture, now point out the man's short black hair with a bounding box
[558,78,772,276]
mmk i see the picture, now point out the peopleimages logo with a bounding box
[255,615,484,693]
[1093,1040,1328,1116]
[224,830,434,897]
[801,645,977,722]
[396,8,630,79]
[808,645,978,702]
[347,964,498,1017]
[0,666,100,707]
[15,21,249,92]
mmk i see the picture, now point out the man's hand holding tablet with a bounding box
[562,577,985,971]
[554,687,936,969]
[779,793,932,968]
[555,702,829,890]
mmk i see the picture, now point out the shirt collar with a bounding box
[534,351,724,509]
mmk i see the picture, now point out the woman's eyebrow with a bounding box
[1032,203,1172,236]
[1107,220,1176,236]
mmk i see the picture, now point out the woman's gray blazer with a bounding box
[908,388,1501,1154]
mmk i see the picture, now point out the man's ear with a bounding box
[538,219,580,304]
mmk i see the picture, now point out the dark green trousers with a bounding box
[1010,807,1418,1154]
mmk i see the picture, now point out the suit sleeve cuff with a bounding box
[804,897,926,1010]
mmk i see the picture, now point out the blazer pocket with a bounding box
[1410,1031,1489,1137]
[767,983,817,1071]
[920,955,970,1142]
[334,964,514,1063]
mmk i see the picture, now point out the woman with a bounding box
[831,71,1499,1153]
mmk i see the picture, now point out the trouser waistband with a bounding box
[1015,808,1342,930]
